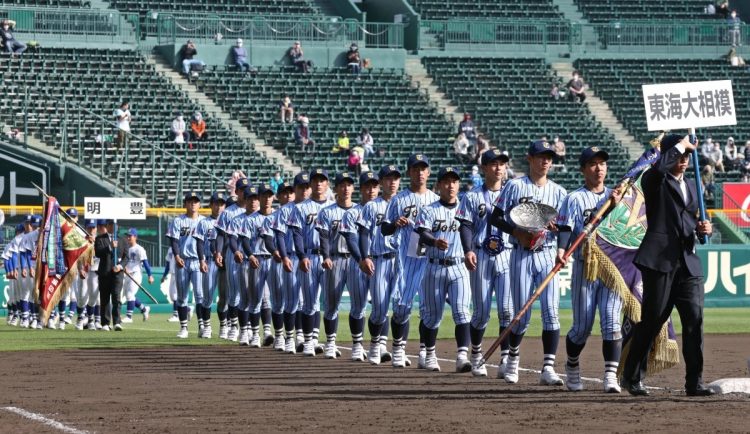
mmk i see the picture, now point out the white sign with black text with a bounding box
[642,80,736,131]
[84,197,147,220]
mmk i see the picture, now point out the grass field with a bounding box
[1,308,748,352]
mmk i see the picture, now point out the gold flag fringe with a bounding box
[583,232,680,377]
[35,245,93,326]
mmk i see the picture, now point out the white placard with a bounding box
[84,197,147,220]
[642,80,736,131]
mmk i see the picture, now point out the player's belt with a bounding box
[372,252,397,260]
[331,253,352,259]
[428,257,465,266]
[512,244,553,252]
[255,254,272,259]
[307,248,322,255]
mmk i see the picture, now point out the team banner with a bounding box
[583,147,680,376]
[34,196,93,323]
[642,80,736,131]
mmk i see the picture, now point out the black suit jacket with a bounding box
[94,233,121,276]
[633,145,703,276]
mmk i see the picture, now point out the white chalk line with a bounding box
[1,406,88,434]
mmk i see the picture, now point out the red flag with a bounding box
[34,196,92,324]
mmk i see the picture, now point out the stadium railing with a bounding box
[0,6,140,45]
[418,19,573,51]
[15,91,226,207]
[155,14,404,48]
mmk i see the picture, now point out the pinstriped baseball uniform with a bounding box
[338,205,369,320]
[217,203,245,312]
[167,214,204,307]
[271,202,301,314]
[557,186,623,344]
[240,211,274,315]
[193,215,219,309]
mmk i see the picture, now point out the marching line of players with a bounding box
[2,142,623,393]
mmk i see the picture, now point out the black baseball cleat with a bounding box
[686,385,715,397]
[263,335,275,347]
[622,379,650,396]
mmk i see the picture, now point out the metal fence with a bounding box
[419,19,572,51]
[0,6,139,44]
[155,14,404,48]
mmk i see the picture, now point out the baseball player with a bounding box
[49,207,81,329]
[267,181,294,351]
[272,172,312,354]
[167,191,205,338]
[317,172,364,360]
[194,191,227,339]
[556,147,623,393]
[288,168,334,356]
[18,215,40,328]
[415,167,471,372]
[3,224,24,326]
[490,140,567,385]
[163,249,180,322]
[228,185,260,345]
[381,154,438,368]
[456,150,514,377]
[120,228,153,323]
[215,177,250,340]
[344,170,396,364]
[75,219,99,330]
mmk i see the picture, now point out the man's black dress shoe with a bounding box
[622,379,650,396]
[686,385,715,397]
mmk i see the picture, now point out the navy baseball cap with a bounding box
[31,215,41,226]
[85,219,97,228]
[360,171,379,186]
[258,183,275,195]
[244,185,259,197]
[235,177,250,192]
[528,140,556,157]
[481,149,510,165]
[437,166,461,182]
[184,191,200,201]
[277,182,294,193]
[579,146,610,166]
[310,168,329,181]
[105,219,115,225]
[96,219,107,226]
[127,228,138,237]
[334,172,355,186]
[15,223,24,233]
[378,165,402,178]
[293,172,311,186]
[407,153,430,168]
[66,208,78,217]
[210,191,227,203]
[23,214,33,224]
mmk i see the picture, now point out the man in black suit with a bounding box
[622,134,714,397]
[95,219,125,331]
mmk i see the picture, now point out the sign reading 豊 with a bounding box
[84,197,147,220]
[642,80,736,131]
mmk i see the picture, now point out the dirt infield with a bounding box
[1,335,748,434]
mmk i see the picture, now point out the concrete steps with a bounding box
[147,54,301,176]
[551,61,643,161]
[404,56,463,126]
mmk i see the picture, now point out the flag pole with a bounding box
[688,128,709,244]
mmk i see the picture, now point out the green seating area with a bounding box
[194,67,458,177]
[408,0,563,20]
[105,0,320,17]
[575,58,747,185]
[0,48,283,205]
[422,57,630,190]
[0,0,90,7]
[574,0,724,23]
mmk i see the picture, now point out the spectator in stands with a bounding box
[702,164,717,200]
[347,43,362,76]
[474,135,490,164]
[269,172,284,193]
[728,10,742,47]
[347,149,363,177]
[550,82,565,100]
[333,130,350,155]
[701,137,725,172]
[717,1,730,19]
[289,41,311,73]
[279,95,294,124]
[114,101,131,150]
[567,71,586,103]
[724,47,746,66]
[232,39,255,75]
[453,133,472,164]
[552,135,566,164]
[725,136,742,170]
[470,165,484,189]
[356,128,375,157]
[1,19,26,56]
[170,112,189,145]
[741,140,750,182]
[178,40,206,76]
[458,113,477,146]
[294,116,315,152]
[190,111,208,143]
